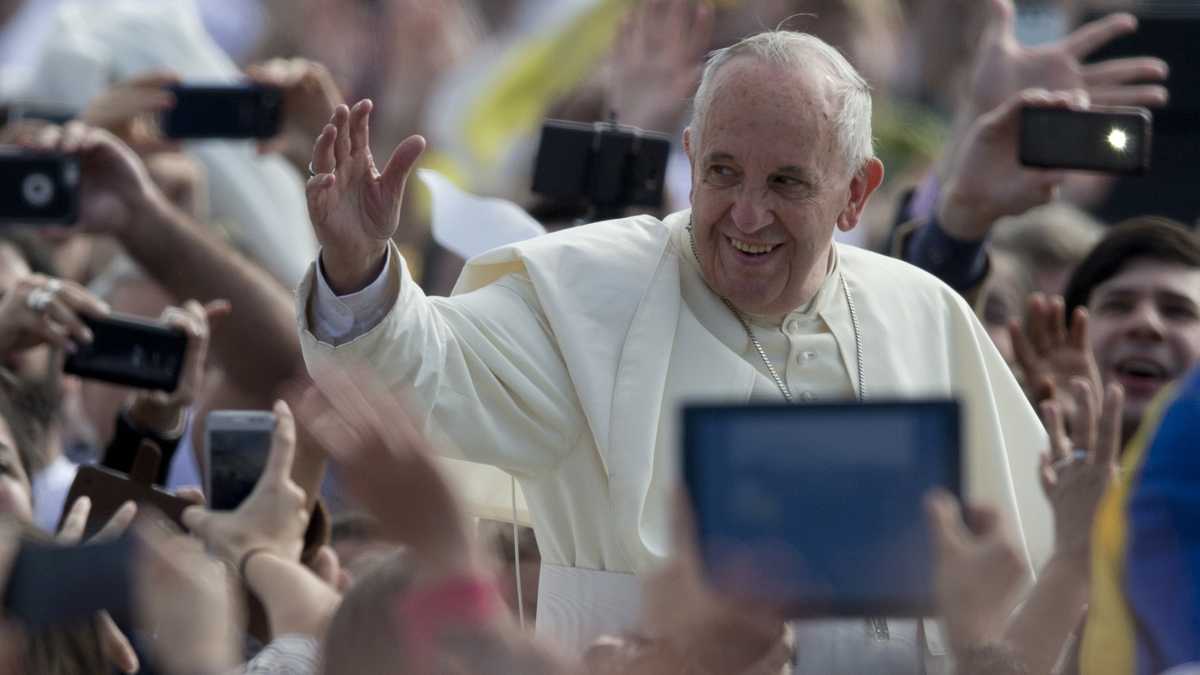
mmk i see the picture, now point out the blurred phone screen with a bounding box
[683,400,961,618]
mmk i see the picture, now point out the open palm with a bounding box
[306,99,425,293]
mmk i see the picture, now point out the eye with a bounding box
[705,164,739,186]
[1162,302,1200,321]
[1095,298,1133,315]
[771,175,803,187]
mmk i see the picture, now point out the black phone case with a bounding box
[161,84,283,139]
[3,535,136,630]
[63,313,187,392]
[1018,105,1153,176]
[0,150,80,225]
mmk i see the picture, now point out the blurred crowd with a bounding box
[0,0,1197,673]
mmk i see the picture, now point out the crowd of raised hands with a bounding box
[0,0,1192,673]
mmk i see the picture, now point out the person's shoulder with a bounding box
[509,211,673,260]
[838,244,976,317]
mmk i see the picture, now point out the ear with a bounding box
[683,127,697,204]
[836,158,884,233]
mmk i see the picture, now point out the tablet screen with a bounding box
[682,400,961,617]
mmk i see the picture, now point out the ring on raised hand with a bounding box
[1052,449,1089,471]
[25,288,52,313]
[44,278,62,297]
[307,161,317,179]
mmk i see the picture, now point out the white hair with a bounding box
[689,31,875,174]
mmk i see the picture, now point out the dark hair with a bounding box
[1063,217,1200,314]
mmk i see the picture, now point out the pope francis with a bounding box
[297,31,1048,668]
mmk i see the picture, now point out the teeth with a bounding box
[729,237,778,255]
[1118,358,1166,378]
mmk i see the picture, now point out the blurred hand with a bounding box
[134,517,241,674]
[1010,293,1104,419]
[0,274,110,356]
[245,58,344,167]
[306,100,425,294]
[926,490,1028,655]
[21,123,166,237]
[965,0,1167,124]
[938,89,1084,240]
[125,300,230,436]
[183,401,309,566]
[632,492,788,674]
[144,151,209,221]
[79,71,179,155]
[298,367,470,574]
[1038,378,1124,570]
[55,498,140,674]
[610,0,713,132]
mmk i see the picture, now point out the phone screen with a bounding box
[683,400,961,617]
[207,423,272,511]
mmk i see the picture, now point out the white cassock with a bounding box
[298,210,1049,670]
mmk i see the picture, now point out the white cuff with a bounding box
[311,248,397,344]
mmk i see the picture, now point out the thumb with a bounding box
[925,489,969,556]
[181,505,210,537]
[380,134,426,201]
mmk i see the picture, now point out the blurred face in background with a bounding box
[1086,260,1200,434]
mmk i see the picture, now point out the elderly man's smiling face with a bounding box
[684,57,883,316]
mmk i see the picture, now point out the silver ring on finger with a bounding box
[1052,449,1089,472]
[307,161,318,179]
[44,278,62,296]
[25,288,52,313]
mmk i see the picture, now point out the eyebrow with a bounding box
[1096,286,1200,306]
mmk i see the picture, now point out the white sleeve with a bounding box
[309,248,400,345]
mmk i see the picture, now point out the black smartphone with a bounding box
[532,119,671,216]
[0,149,79,225]
[1019,105,1152,175]
[204,410,275,511]
[4,535,136,630]
[161,83,283,139]
[683,400,961,618]
[63,313,187,392]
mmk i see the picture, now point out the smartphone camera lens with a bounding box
[21,172,55,208]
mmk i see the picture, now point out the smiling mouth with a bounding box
[1112,357,1171,391]
[727,236,780,256]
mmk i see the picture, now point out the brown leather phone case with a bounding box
[58,441,191,538]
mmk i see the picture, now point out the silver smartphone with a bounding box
[204,410,275,511]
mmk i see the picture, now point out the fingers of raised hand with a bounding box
[263,400,298,486]
[1039,399,1070,463]
[92,500,138,543]
[1063,12,1137,59]
[1095,383,1125,466]
[1068,377,1099,457]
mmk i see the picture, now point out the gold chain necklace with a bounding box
[687,223,866,403]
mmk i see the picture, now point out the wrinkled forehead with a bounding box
[0,244,31,295]
[697,58,840,169]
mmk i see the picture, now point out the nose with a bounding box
[729,186,772,234]
[1125,300,1167,341]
